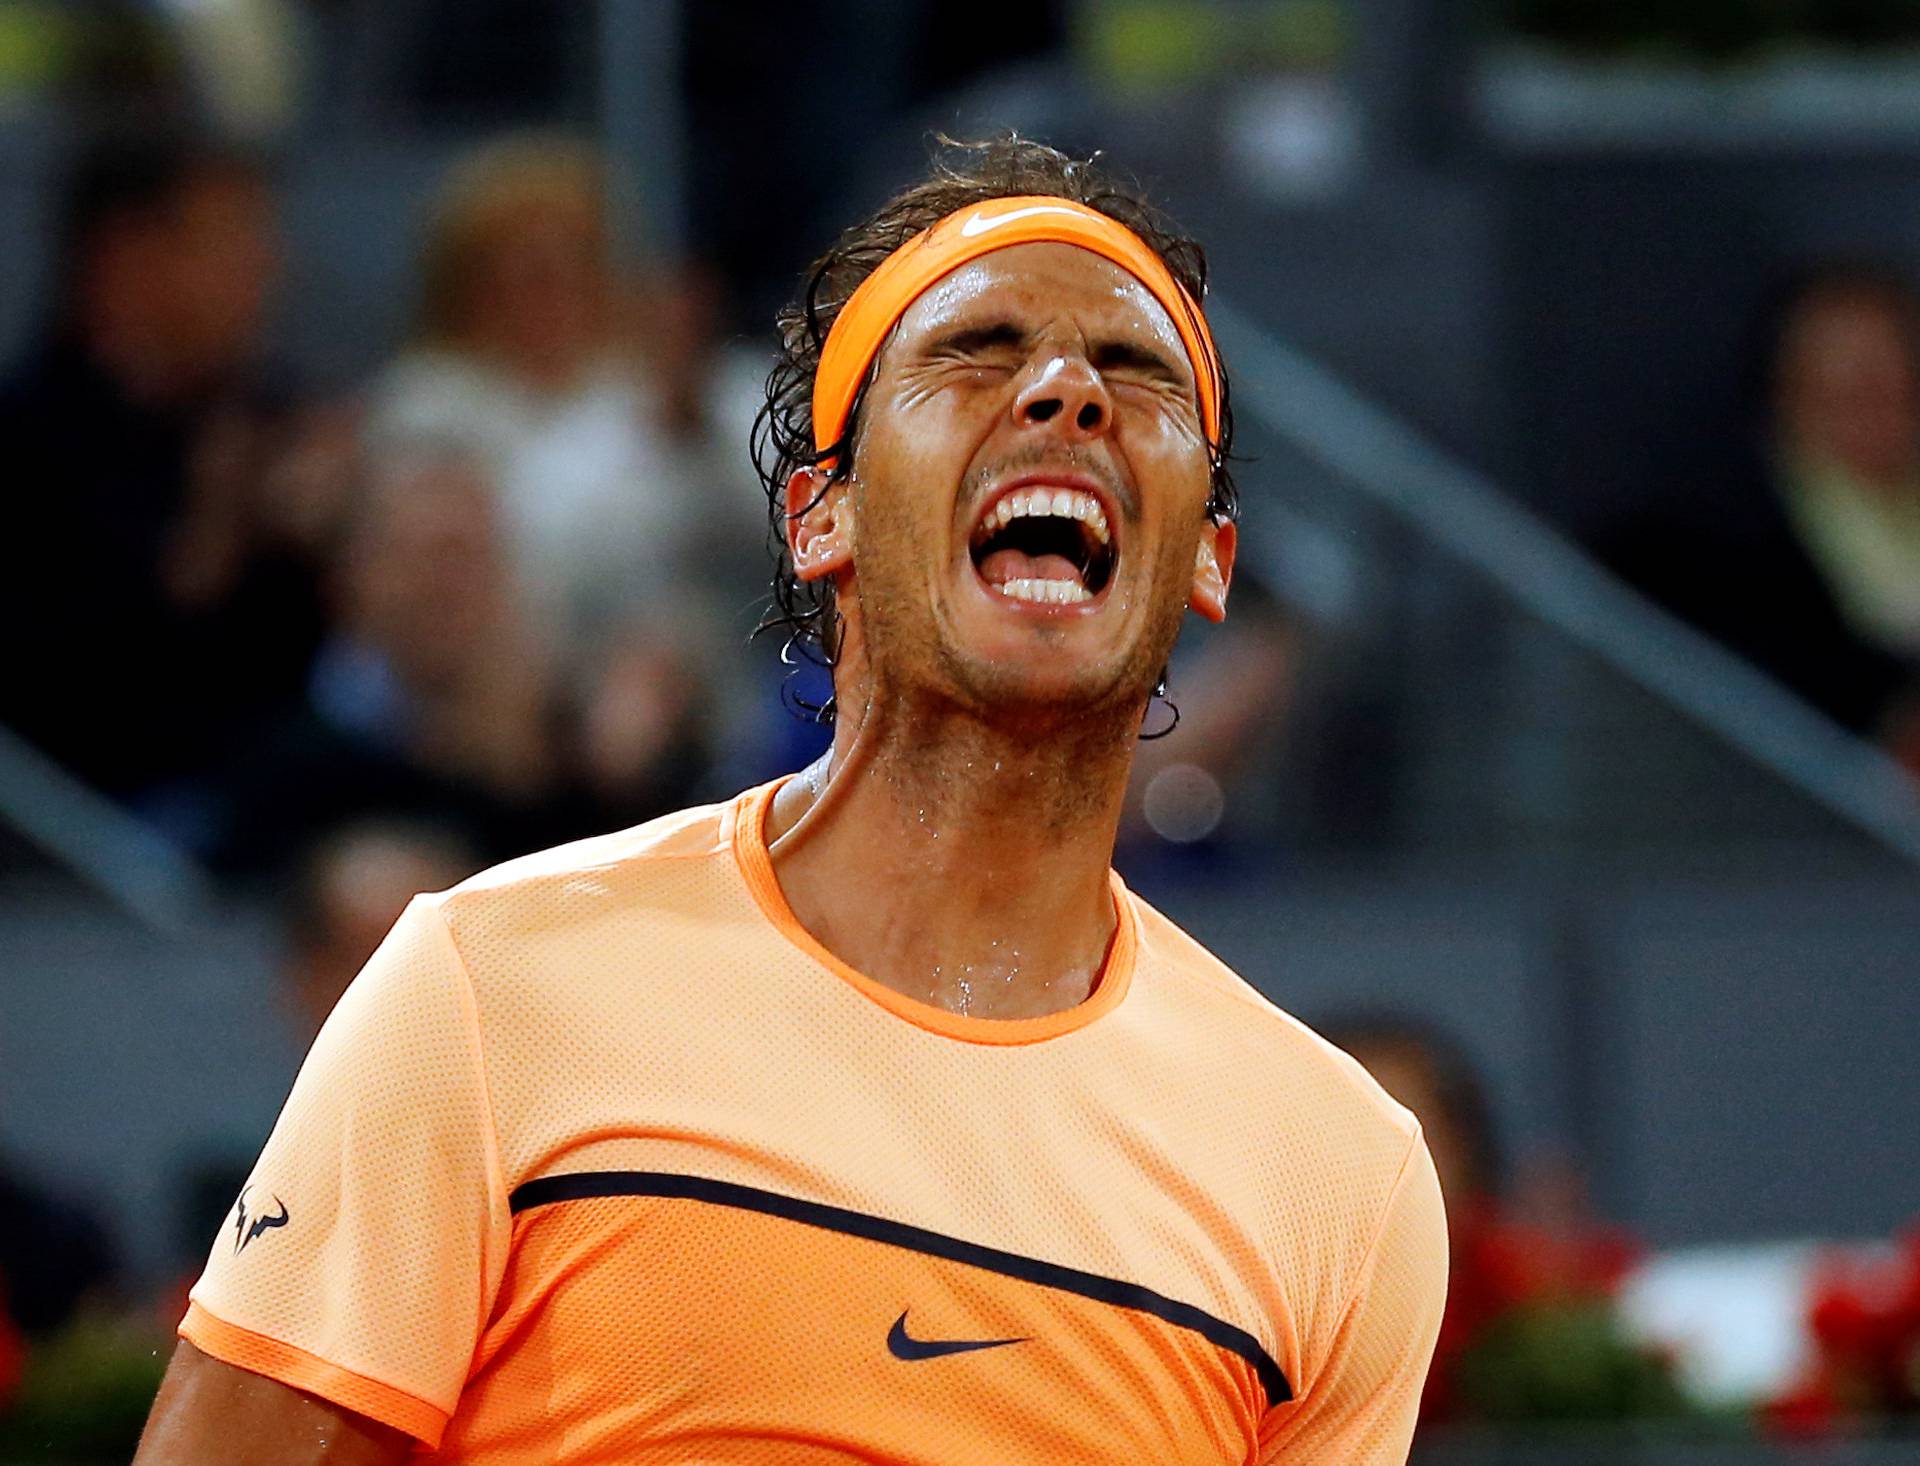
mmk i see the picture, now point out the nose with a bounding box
[1013,353,1112,441]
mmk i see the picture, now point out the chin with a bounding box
[942,646,1150,725]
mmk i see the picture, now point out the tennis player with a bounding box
[137,136,1446,1464]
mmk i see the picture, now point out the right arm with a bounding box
[144,896,510,1456]
[135,1340,411,1466]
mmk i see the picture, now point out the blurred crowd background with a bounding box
[1,2,1918,1461]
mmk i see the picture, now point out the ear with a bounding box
[786,467,854,583]
[1188,517,1235,623]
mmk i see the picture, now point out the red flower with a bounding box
[1420,1200,1645,1422]
[0,1274,24,1411]
[1762,1370,1841,1440]
[1810,1282,1879,1359]
[1771,1218,1920,1431]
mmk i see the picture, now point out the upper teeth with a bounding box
[980,486,1110,545]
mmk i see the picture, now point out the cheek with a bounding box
[1130,468,1214,559]
[852,415,974,551]
[1115,394,1209,480]
[880,382,999,474]
[1143,531,1201,610]
[846,474,939,595]
[1129,485,1215,611]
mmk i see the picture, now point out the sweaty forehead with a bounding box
[891,241,1187,360]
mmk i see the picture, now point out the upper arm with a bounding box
[135,1339,413,1466]
[1258,1135,1449,1465]
[176,897,511,1446]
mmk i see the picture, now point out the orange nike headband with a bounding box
[811,195,1224,462]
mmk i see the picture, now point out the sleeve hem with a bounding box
[179,1300,449,1448]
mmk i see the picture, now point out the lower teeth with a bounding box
[1000,577,1090,605]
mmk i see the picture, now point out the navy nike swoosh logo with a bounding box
[887,1310,1026,1361]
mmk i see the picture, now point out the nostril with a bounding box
[1076,402,1103,430]
[1026,399,1062,423]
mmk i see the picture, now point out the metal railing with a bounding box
[0,722,212,932]
[1212,296,1920,865]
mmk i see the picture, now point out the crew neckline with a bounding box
[729,778,1138,1046]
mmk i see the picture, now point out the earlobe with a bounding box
[1188,517,1236,623]
[787,467,854,582]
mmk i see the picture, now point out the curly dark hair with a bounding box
[750,134,1237,717]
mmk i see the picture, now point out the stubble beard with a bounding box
[850,518,1195,772]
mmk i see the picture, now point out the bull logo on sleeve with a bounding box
[232,1185,290,1254]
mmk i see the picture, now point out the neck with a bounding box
[766,688,1139,1021]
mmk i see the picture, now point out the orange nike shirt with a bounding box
[183,780,1447,1463]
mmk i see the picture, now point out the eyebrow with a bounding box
[1088,338,1187,386]
[927,318,1189,386]
[927,320,1031,357]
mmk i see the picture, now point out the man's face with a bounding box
[466,196,608,381]
[1778,291,1920,488]
[162,168,278,375]
[344,457,509,685]
[814,241,1232,722]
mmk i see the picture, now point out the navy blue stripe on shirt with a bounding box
[510,1167,1291,1407]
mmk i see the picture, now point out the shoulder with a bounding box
[404,796,750,1049]
[450,797,733,884]
[1123,893,1439,1362]
[1126,893,1421,1158]
[430,797,736,928]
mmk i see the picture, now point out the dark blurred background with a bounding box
[1,2,1918,1460]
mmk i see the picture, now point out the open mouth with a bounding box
[968,485,1116,606]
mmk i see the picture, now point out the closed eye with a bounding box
[930,321,1031,361]
[1089,339,1187,389]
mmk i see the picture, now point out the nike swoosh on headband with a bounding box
[812,194,1225,457]
[957,202,1088,237]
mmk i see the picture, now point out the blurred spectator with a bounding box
[210,440,707,874]
[1321,1013,1503,1220]
[0,1303,16,1412]
[168,818,477,1299]
[1600,263,1920,756]
[0,130,326,810]
[0,1162,132,1454]
[0,1160,119,1343]
[365,133,742,663]
[280,819,479,1041]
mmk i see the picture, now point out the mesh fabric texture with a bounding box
[184,783,1446,1462]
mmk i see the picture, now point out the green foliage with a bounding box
[0,1315,167,1462]
[1080,0,1352,92]
[1454,1300,1692,1422]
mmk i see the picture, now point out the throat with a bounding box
[918,944,1107,1021]
[766,721,1131,1022]
[799,863,1116,1023]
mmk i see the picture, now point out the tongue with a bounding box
[979,548,1082,586]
